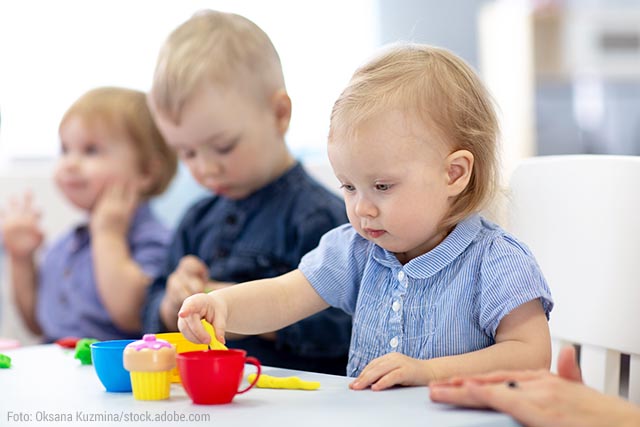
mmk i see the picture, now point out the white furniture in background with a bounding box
[508,154,640,404]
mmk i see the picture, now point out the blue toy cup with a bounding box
[90,339,135,392]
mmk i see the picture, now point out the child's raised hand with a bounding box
[0,191,44,258]
[178,293,227,345]
[90,179,139,236]
[349,352,432,391]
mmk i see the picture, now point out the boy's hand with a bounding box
[178,293,227,345]
[0,192,44,258]
[90,180,139,236]
[349,352,432,391]
[165,255,209,307]
[160,256,210,329]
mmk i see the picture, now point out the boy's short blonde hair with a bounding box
[151,10,285,123]
[329,43,499,229]
[59,87,177,198]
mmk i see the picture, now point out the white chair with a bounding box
[508,154,640,404]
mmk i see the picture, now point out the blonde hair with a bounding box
[329,43,499,229]
[59,87,178,198]
[150,10,285,123]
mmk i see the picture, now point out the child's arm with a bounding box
[351,299,550,391]
[90,181,150,332]
[0,192,44,334]
[178,269,329,346]
[7,256,41,335]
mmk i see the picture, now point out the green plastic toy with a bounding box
[74,338,99,365]
[0,353,11,369]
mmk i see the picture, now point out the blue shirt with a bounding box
[142,162,352,375]
[299,214,554,377]
[37,203,172,341]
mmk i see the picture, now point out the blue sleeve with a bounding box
[298,224,368,315]
[478,235,554,338]
[130,224,172,280]
[275,211,354,359]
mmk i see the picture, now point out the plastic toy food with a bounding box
[55,337,81,349]
[74,338,99,365]
[0,353,11,369]
[247,373,320,390]
[123,334,176,400]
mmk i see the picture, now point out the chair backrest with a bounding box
[508,155,640,403]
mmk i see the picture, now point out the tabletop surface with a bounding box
[0,345,520,427]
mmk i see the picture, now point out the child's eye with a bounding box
[340,184,356,193]
[215,139,238,155]
[84,143,100,155]
[375,183,391,191]
[180,149,196,160]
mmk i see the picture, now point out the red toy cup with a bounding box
[177,349,261,404]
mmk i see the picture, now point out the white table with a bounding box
[0,345,520,427]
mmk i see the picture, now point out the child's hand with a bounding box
[349,352,432,391]
[178,293,227,346]
[164,255,209,310]
[0,192,44,258]
[90,180,139,236]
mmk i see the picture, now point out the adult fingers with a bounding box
[468,383,548,427]
[557,346,582,383]
[429,384,489,408]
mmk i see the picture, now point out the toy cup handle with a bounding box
[238,357,261,394]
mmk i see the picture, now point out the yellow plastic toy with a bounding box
[203,320,227,350]
[247,373,320,390]
[156,320,227,383]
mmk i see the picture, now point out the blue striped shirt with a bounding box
[299,214,553,377]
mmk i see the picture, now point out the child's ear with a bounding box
[137,160,158,196]
[271,89,292,136]
[445,150,474,197]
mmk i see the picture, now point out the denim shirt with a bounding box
[299,214,553,377]
[143,162,352,375]
[37,203,172,341]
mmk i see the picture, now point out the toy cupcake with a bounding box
[123,334,176,400]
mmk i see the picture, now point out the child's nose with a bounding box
[195,155,223,177]
[60,153,81,169]
[354,195,377,218]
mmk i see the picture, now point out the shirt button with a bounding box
[225,215,237,225]
[216,248,229,258]
[389,336,399,348]
[391,300,401,312]
[397,270,405,282]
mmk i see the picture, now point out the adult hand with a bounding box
[430,347,640,427]
[0,191,44,258]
